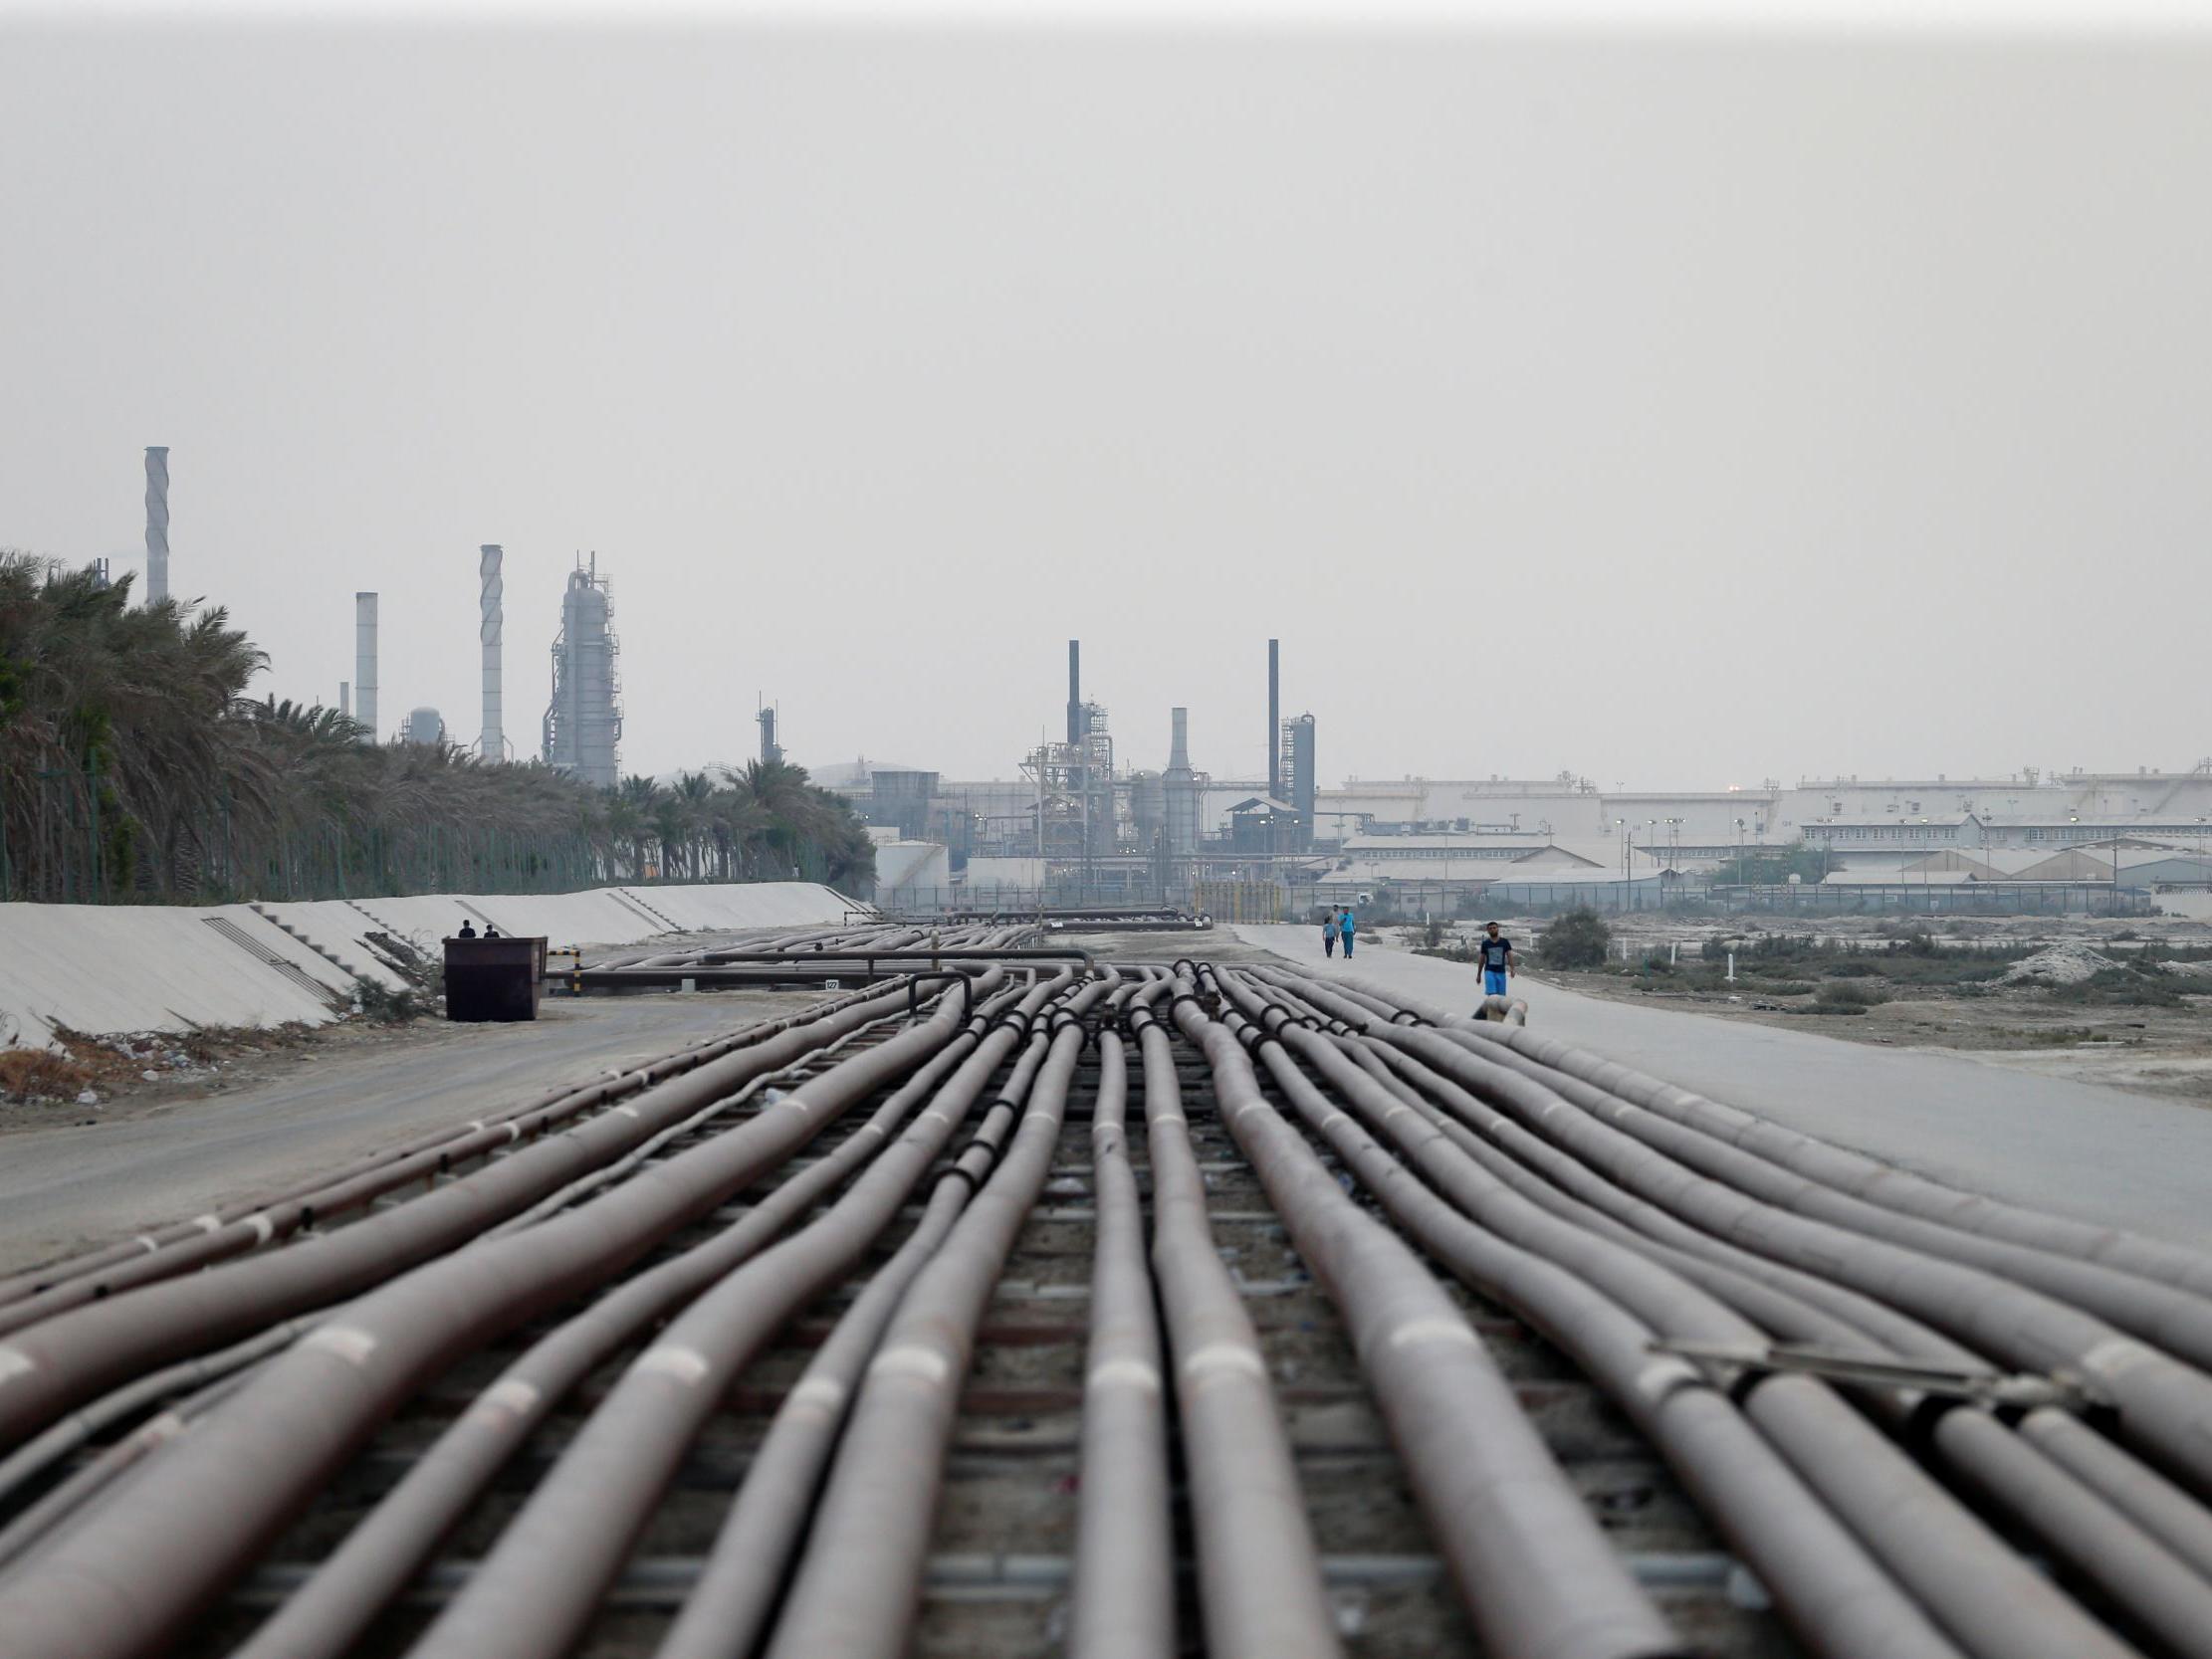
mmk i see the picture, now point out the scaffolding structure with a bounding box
[1021,701,1117,862]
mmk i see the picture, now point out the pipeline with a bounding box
[760,984,1107,1659]
[1235,967,2156,1659]
[1219,973,1979,1657]
[403,973,1078,1659]
[1065,999,1176,1659]
[1259,968,1996,1368]
[1174,968,1685,1659]
[1444,1025,2212,1371]
[0,977,994,1659]
[0,1009,908,1534]
[648,1025,1029,1659]
[1125,980,1343,1659]
[0,1000,881,1331]
[1261,965,2212,1657]
[1481,1023,2212,1299]
[228,983,1028,1659]
[0,981,928,1445]
[1350,1012,2212,1501]
[12,944,2212,1659]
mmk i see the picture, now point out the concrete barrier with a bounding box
[0,883,859,1049]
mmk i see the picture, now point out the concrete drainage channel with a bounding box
[2,934,2212,1656]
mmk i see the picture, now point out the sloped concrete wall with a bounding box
[0,904,365,1050]
[1,882,860,1049]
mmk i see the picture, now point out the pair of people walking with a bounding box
[1321,907,1356,958]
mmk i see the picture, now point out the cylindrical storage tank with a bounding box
[1131,770,1167,843]
[404,707,446,747]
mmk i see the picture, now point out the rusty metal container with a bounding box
[443,934,548,1022]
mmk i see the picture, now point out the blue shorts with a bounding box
[1483,969,1508,997]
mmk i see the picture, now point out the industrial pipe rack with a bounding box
[5,930,2212,1659]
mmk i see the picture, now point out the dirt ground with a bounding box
[0,1017,459,1135]
[0,923,814,1132]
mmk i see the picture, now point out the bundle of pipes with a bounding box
[1231,962,2212,1659]
[7,950,2212,1659]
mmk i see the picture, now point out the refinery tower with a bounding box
[543,554,622,788]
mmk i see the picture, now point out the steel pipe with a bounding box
[761,985,1106,1659]
[403,974,1076,1659]
[648,1085,1013,1659]
[228,985,1024,1659]
[1124,982,1343,1659]
[1482,1025,2212,1300]
[1446,1026,2212,1372]
[1358,1017,2212,1500]
[0,986,917,1441]
[1066,1014,1176,1659]
[1218,974,2006,1659]
[0,980,984,1659]
[1174,970,1684,1659]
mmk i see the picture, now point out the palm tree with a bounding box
[0,553,877,905]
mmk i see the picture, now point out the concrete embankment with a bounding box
[0,882,857,1049]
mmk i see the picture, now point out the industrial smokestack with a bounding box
[1266,638,1281,801]
[1164,706,1199,857]
[354,592,379,743]
[480,544,504,762]
[143,447,169,604]
[339,682,350,723]
[759,704,782,765]
[1065,640,1082,746]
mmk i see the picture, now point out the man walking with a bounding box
[1322,908,1338,957]
[1340,907,1356,958]
[1477,921,1514,998]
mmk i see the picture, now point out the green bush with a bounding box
[353,977,431,1023]
[2044,969,2186,1010]
[1538,908,1613,970]
[1812,980,1888,1014]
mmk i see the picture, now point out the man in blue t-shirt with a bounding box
[1339,908,1356,958]
[1476,921,1514,997]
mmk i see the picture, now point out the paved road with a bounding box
[0,993,814,1275]
[1237,926,2212,1254]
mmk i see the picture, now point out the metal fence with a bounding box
[1712,883,2156,917]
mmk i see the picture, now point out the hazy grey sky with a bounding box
[3,12,2207,788]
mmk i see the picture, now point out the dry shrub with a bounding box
[0,1047,94,1102]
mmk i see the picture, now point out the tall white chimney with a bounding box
[479,544,504,762]
[143,447,169,604]
[354,593,379,743]
[339,681,350,723]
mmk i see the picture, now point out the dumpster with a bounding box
[443,934,548,1022]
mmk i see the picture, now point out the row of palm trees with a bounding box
[0,552,876,904]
